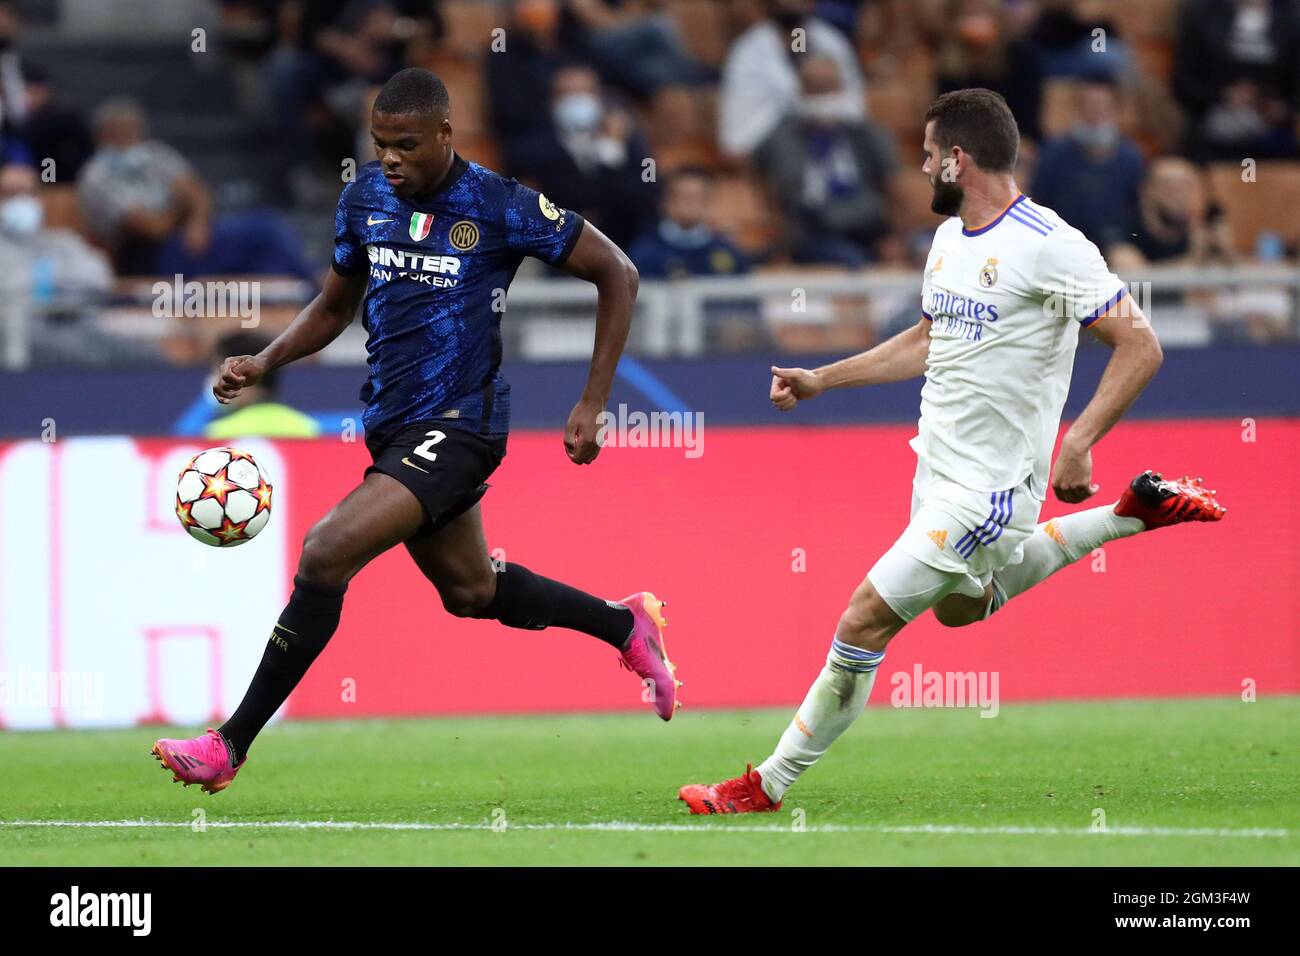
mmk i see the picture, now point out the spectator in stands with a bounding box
[1025,0,1133,81]
[559,0,710,101]
[15,65,94,181]
[0,1,27,129]
[628,166,751,278]
[755,54,896,267]
[815,0,867,37]
[930,0,1044,141]
[1029,75,1143,250]
[205,330,321,439]
[1172,0,1300,161]
[718,0,864,158]
[77,98,316,281]
[1108,158,1234,269]
[511,63,658,251]
[0,163,160,365]
[486,0,568,176]
[264,0,444,200]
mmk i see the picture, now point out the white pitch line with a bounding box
[0,820,1289,839]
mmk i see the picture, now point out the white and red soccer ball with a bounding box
[175,447,273,547]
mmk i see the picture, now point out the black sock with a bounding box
[218,575,346,763]
[475,563,634,648]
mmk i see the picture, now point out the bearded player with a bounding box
[152,68,680,794]
[679,89,1224,814]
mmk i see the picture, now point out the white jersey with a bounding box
[912,194,1126,499]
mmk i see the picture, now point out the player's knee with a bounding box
[931,604,976,628]
[440,579,496,618]
[297,523,355,589]
[932,591,990,628]
[836,599,899,651]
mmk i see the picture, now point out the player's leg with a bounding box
[982,471,1226,620]
[922,472,1227,629]
[679,544,960,813]
[216,474,423,762]
[402,502,633,645]
[680,457,995,812]
[154,472,424,791]
[403,503,682,719]
[751,574,907,804]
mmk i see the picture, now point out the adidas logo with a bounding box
[927,529,948,550]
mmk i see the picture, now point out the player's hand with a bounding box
[1052,442,1099,503]
[213,354,268,405]
[564,398,604,465]
[770,366,823,411]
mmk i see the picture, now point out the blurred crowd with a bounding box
[1,0,1298,362]
[204,0,1300,272]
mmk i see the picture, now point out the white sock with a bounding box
[756,637,884,802]
[987,503,1144,616]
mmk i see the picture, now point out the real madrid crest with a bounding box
[449,219,480,251]
[979,256,999,288]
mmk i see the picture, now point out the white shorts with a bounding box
[866,459,1043,622]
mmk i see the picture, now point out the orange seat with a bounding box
[439,0,501,57]
[1207,161,1300,256]
[1108,0,1179,40]
[712,172,779,252]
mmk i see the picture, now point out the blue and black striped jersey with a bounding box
[333,155,585,439]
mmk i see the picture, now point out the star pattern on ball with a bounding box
[200,471,235,507]
[254,478,273,514]
[216,517,247,545]
[175,499,194,525]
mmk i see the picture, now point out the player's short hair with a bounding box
[374,68,451,118]
[924,88,1019,173]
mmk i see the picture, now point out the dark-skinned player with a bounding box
[151,69,679,794]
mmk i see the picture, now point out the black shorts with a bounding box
[364,421,507,539]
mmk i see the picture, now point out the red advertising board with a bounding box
[0,420,1294,729]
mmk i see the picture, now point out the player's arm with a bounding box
[213,267,367,404]
[557,220,639,464]
[770,315,930,411]
[1051,296,1164,502]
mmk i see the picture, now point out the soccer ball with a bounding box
[175,447,273,547]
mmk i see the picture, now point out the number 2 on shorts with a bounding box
[413,430,446,462]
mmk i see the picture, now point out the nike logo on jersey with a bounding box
[401,456,430,473]
[367,216,396,226]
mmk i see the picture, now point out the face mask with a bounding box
[553,93,602,133]
[1072,122,1118,151]
[660,219,710,248]
[797,91,858,125]
[0,195,43,236]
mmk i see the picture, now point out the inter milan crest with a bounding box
[449,219,480,251]
[409,212,433,241]
[979,256,999,288]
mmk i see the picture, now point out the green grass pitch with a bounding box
[1,697,1296,865]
